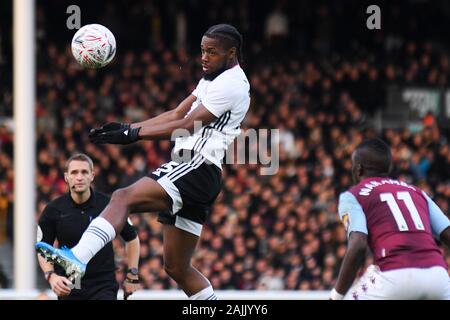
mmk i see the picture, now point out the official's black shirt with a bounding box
[38,189,137,298]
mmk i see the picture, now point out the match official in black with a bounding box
[37,153,141,300]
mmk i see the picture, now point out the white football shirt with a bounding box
[173,64,250,168]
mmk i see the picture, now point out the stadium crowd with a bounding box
[0,1,449,290]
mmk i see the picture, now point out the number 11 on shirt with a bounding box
[380,191,425,231]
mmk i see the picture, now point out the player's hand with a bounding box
[123,274,141,300]
[48,274,73,297]
[101,122,129,131]
[89,122,130,136]
[100,122,130,133]
[89,126,141,145]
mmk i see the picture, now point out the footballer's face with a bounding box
[201,36,236,80]
[64,160,94,194]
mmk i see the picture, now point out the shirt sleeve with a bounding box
[191,79,202,97]
[119,217,138,242]
[37,204,57,245]
[338,191,368,237]
[422,191,450,238]
[202,79,240,117]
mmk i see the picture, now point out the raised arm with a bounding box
[89,103,217,144]
[131,94,197,129]
[137,103,217,140]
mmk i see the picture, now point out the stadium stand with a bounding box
[0,0,449,292]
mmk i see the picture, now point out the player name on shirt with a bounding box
[358,178,416,196]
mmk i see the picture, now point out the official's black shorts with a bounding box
[58,276,119,300]
[149,150,222,236]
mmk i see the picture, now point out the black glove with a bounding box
[89,125,141,145]
[89,122,130,136]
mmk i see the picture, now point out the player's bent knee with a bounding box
[164,263,187,282]
[110,187,130,203]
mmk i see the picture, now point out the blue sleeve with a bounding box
[422,191,450,238]
[338,191,368,237]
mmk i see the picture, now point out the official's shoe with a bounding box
[36,242,86,282]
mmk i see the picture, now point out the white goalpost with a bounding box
[13,0,36,290]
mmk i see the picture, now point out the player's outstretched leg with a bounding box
[36,242,86,282]
[36,177,171,281]
[163,224,218,300]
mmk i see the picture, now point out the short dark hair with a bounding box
[64,153,94,172]
[204,24,243,64]
[355,138,392,175]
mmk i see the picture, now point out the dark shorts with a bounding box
[149,151,222,236]
[58,276,119,300]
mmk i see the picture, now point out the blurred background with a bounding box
[0,0,449,298]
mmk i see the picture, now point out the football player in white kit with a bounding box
[36,24,250,300]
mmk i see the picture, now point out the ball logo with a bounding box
[71,24,116,69]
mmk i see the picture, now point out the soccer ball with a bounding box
[71,24,116,68]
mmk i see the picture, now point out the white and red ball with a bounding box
[71,24,116,68]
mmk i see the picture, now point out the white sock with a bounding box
[189,286,218,300]
[71,217,116,264]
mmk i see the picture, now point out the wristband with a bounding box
[125,277,140,284]
[44,270,55,282]
[127,268,139,276]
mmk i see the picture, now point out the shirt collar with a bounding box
[69,188,96,209]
